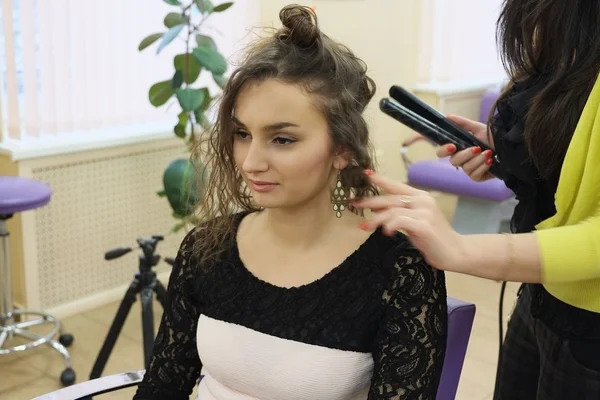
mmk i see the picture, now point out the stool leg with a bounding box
[0,220,14,332]
[13,326,76,385]
[0,218,76,386]
[0,328,7,348]
[14,327,72,365]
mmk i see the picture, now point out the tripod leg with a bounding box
[89,282,139,380]
[154,280,167,308]
[140,286,155,368]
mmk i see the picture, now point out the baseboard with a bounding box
[45,271,172,320]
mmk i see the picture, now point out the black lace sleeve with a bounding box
[133,229,203,400]
[368,246,448,400]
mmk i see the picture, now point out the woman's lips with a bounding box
[248,179,278,192]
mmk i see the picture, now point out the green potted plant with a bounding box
[138,0,233,232]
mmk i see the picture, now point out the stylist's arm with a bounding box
[353,170,543,283]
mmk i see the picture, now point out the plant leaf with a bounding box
[175,112,189,138]
[174,53,202,84]
[163,0,181,5]
[195,0,213,13]
[178,111,189,126]
[157,189,167,197]
[192,46,227,75]
[149,80,174,107]
[200,88,212,110]
[164,12,187,28]
[195,34,217,50]
[171,221,186,233]
[157,24,184,54]
[175,88,206,112]
[174,123,186,138]
[193,88,212,128]
[171,70,183,89]
[213,2,233,12]
[212,73,227,89]
[193,108,204,125]
[138,33,163,51]
[194,110,212,130]
[162,158,205,217]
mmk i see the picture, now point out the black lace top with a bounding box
[491,76,562,233]
[133,212,447,400]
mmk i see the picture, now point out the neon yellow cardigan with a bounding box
[534,73,600,313]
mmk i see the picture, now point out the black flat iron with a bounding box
[379,85,507,180]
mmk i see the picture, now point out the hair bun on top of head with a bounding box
[278,4,320,48]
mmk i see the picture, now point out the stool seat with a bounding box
[407,158,513,202]
[0,176,52,215]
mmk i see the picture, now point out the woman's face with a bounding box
[232,79,347,212]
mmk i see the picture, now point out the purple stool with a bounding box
[0,176,76,386]
[437,297,476,400]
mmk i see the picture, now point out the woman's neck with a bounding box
[254,201,362,251]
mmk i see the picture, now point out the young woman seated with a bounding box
[133,5,447,400]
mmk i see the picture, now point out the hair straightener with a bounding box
[380,85,507,180]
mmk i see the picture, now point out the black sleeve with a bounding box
[368,246,448,400]
[133,229,203,400]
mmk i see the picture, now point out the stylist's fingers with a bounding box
[446,146,483,167]
[364,170,424,196]
[469,161,493,181]
[360,207,423,237]
[436,144,457,158]
[447,114,486,135]
[461,149,492,174]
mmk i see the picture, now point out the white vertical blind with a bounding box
[1,0,19,141]
[417,0,507,87]
[0,0,258,156]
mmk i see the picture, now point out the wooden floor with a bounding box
[0,195,520,400]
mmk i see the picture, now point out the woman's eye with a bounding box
[234,130,251,140]
[273,136,295,145]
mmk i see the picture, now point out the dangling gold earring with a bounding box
[331,169,347,218]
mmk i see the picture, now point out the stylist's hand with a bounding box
[353,170,467,273]
[441,114,495,182]
[407,114,496,182]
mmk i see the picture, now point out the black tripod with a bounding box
[89,235,175,381]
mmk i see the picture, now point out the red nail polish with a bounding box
[484,150,493,157]
[485,158,493,165]
[364,169,374,176]
[359,222,369,230]
[472,147,481,155]
[447,144,456,153]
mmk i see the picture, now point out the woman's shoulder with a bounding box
[367,229,423,265]
[367,230,445,296]
[176,211,248,263]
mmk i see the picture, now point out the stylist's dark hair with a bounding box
[190,4,378,264]
[494,0,600,177]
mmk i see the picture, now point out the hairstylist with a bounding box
[353,1,600,399]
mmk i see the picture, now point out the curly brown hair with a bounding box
[493,0,600,178]
[190,4,379,264]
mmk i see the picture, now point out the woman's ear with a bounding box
[333,146,352,170]
[333,157,350,171]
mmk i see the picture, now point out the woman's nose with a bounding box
[242,142,269,173]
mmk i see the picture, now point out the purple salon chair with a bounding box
[400,87,516,234]
[33,297,476,400]
[436,297,476,400]
[0,176,76,386]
